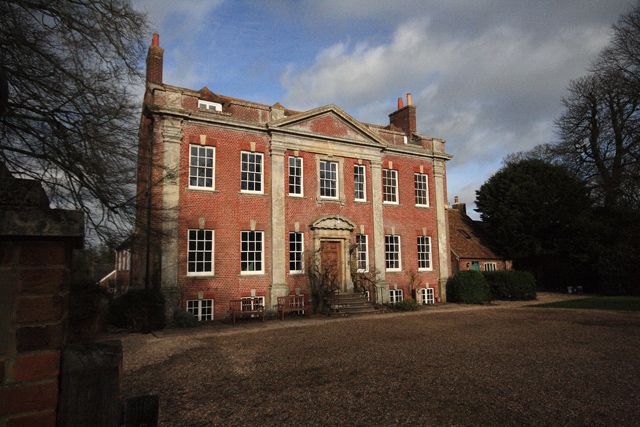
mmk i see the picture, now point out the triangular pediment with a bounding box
[310,215,355,231]
[269,104,385,145]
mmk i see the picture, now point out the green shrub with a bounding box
[483,270,537,300]
[265,308,278,320]
[172,308,198,328]
[392,299,418,311]
[109,289,165,332]
[447,271,491,304]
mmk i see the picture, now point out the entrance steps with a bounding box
[329,292,378,316]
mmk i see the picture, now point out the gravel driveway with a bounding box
[121,294,640,426]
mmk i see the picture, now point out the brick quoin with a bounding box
[15,295,64,324]
[18,268,67,295]
[0,242,19,265]
[12,351,60,383]
[0,381,58,416]
[16,325,63,353]
[17,241,68,266]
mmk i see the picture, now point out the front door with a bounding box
[320,240,342,288]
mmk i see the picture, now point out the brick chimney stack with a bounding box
[146,33,164,85]
[452,196,467,215]
[389,92,416,135]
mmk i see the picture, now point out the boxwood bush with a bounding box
[109,289,165,332]
[447,271,491,304]
[172,308,198,328]
[392,299,418,311]
[483,270,537,300]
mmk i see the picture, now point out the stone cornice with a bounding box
[269,126,381,149]
[145,103,453,161]
[386,145,454,161]
[146,104,267,133]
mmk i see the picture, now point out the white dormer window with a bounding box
[198,100,222,112]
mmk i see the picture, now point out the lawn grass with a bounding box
[534,296,640,311]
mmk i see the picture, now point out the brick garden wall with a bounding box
[0,169,83,426]
[0,239,73,427]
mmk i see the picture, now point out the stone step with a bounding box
[332,293,369,302]
[329,292,378,316]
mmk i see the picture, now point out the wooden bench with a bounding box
[228,297,265,326]
[277,294,310,320]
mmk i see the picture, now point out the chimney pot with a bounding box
[454,196,459,204]
[389,91,417,134]
[152,33,159,47]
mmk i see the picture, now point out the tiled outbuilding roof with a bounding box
[448,206,503,260]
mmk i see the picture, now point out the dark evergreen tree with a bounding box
[476,159,593,290]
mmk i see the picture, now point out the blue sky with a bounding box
[133,0,635,218]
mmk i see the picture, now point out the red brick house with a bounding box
[448,197,512,274]
[131,34,453,319]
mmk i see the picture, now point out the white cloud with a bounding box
[133,0,223,35]
[282,16,612,170]
[279,3,630,214]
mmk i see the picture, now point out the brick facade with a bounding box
[132,34,453,318]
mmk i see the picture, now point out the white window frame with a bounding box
[288,156,304,197]
[418,288,435,305]
[356,234,368,273]
[385,234,402,272]
[417,236,433,271]
[240,230,264,275]
[484,262,497,272]
[188,145,215,190]
[414,173,429,207]
[354,164,367,202]
[383,169,399,204]
[240,151,264,194]
[240,296,265,312]
[187,229,214,276]
[117,250,130,271]
[289,232,304,274]
[186,299,214,321]
[389,289,404,304]
[198,100,222,112]
[319,160,339,199]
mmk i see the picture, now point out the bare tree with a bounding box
[599,6,640,87]
[305,248,339,314]
[0,0,148,242]
[348,242,381,303]
[554,68,640,209]
[552,7,640,210]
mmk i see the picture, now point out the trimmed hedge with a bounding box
[172,308,198,328]
[447,271,491,304]
[392,299,419,311]
[483,270,537,300]
[109,289,165,332]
